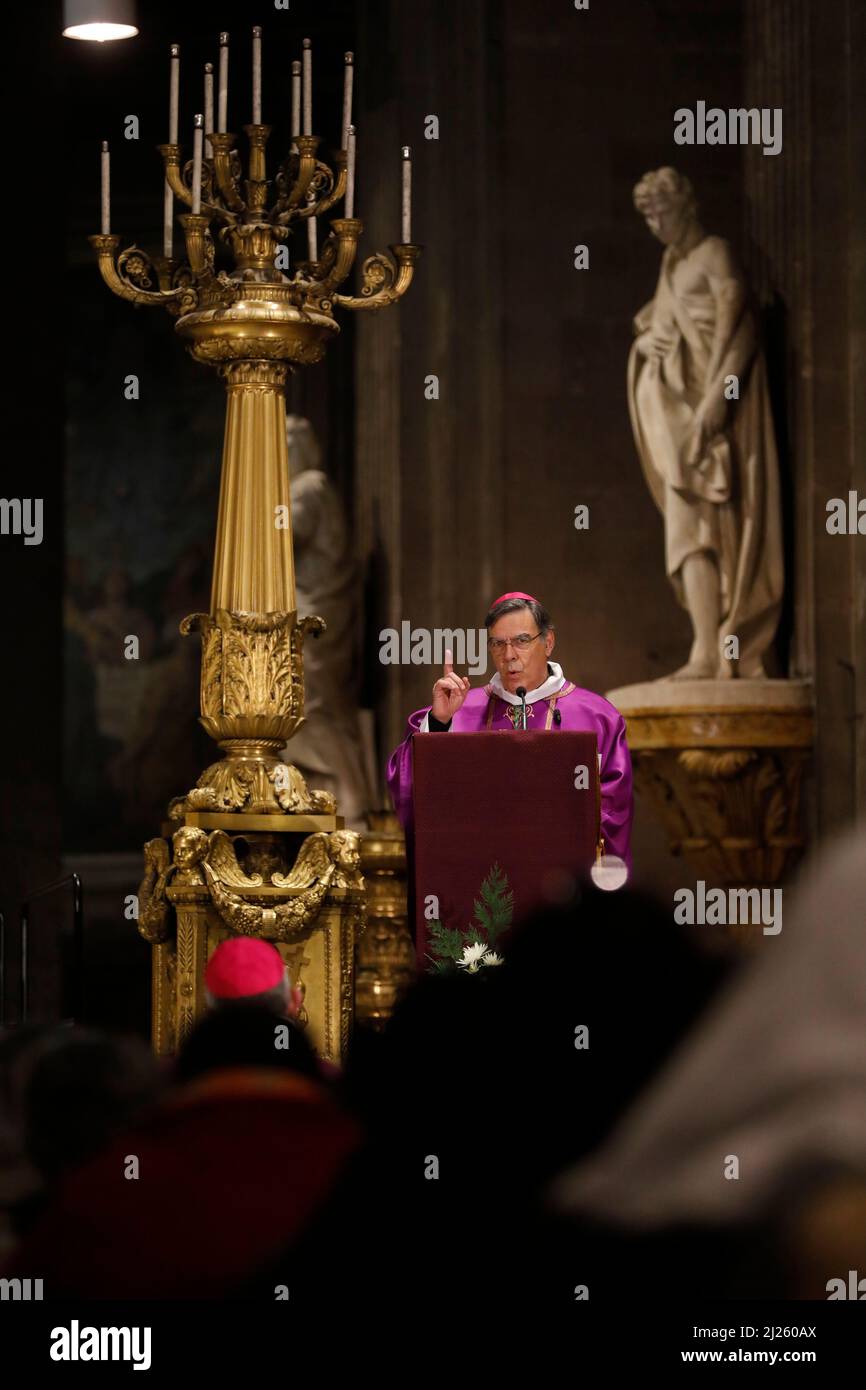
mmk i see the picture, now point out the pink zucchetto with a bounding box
[490,591,538,608]
[205,938,285,1000]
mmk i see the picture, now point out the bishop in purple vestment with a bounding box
[386,592,634,873]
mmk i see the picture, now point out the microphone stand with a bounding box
[516,686,528,730]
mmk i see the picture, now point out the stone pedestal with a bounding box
[607,679,815,899]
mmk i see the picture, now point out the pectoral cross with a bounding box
[507,702,534,730]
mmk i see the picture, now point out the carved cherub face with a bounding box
[331,830,360,870]
[173,826,209,867]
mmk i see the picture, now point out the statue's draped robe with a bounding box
[283,468,372,828]
[386,680,633,870]
[627,243,783,676]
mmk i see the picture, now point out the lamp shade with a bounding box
[63,0,138,41]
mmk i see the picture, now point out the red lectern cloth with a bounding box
[387,682,633,867]
[411,730,600,964]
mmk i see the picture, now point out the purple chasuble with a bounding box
[386,681,634,870]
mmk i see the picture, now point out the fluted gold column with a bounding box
[210,361,296,615]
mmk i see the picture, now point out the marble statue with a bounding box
[281,414,372,828]
[628,167,783,679]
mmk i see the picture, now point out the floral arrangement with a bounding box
[425,862,514,974]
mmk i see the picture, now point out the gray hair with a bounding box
[484,596,553,636]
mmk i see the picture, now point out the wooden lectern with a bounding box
[412,730,601,963]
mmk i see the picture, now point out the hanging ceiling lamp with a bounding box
[63,0,138,42]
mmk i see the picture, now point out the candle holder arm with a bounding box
[296,155,347,221]
[273,136,322,224]
[158,144,233,224]
[88,235,194,309]
[332,243,421,311]
[205,134,246,213]
[296,219,361,299]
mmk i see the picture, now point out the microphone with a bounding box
[553,708,562,726]
[516,686,527,731]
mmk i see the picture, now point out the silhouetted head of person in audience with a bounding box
[272,880,733,1315]
[347,877,731,1194]
[175,1002,320,1086]
[204,937,303,1018]
[0,1025,69,1195]
[545,823,866,1301]
[0,1024,60,1126]
[23,1027,163,1185]
[499,876,732,1147]
[5,1015,358,1301]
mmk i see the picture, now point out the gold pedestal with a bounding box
[153,887,363,1063]
[355,811,414,1028]
[139,820,365,1063]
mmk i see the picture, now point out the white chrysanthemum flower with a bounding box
[458,941,488,969]
[481,951,503,967]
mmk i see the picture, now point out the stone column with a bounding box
[742,0,866,828]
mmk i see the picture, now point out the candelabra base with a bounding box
[138,818,366,1063]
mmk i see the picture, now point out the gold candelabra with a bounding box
[89,32,420,1060]
[90,49,420,820]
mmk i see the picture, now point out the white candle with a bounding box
[192,114,203,215]
[101,140,110,234]
[341,52,354,149]
[169,44,180,144]
[291,60,301,143]
[252,25,262,125]
[204,63,214,145]
[302,37,312,136]
[345,125,356,217]
[307,192,317,261]
[218,32,228,132]
[402,145,412,242]
[163,178,173,258]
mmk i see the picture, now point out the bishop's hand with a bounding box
[430,648,471,722]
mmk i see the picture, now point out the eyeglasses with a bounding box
[488,632,542,653]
